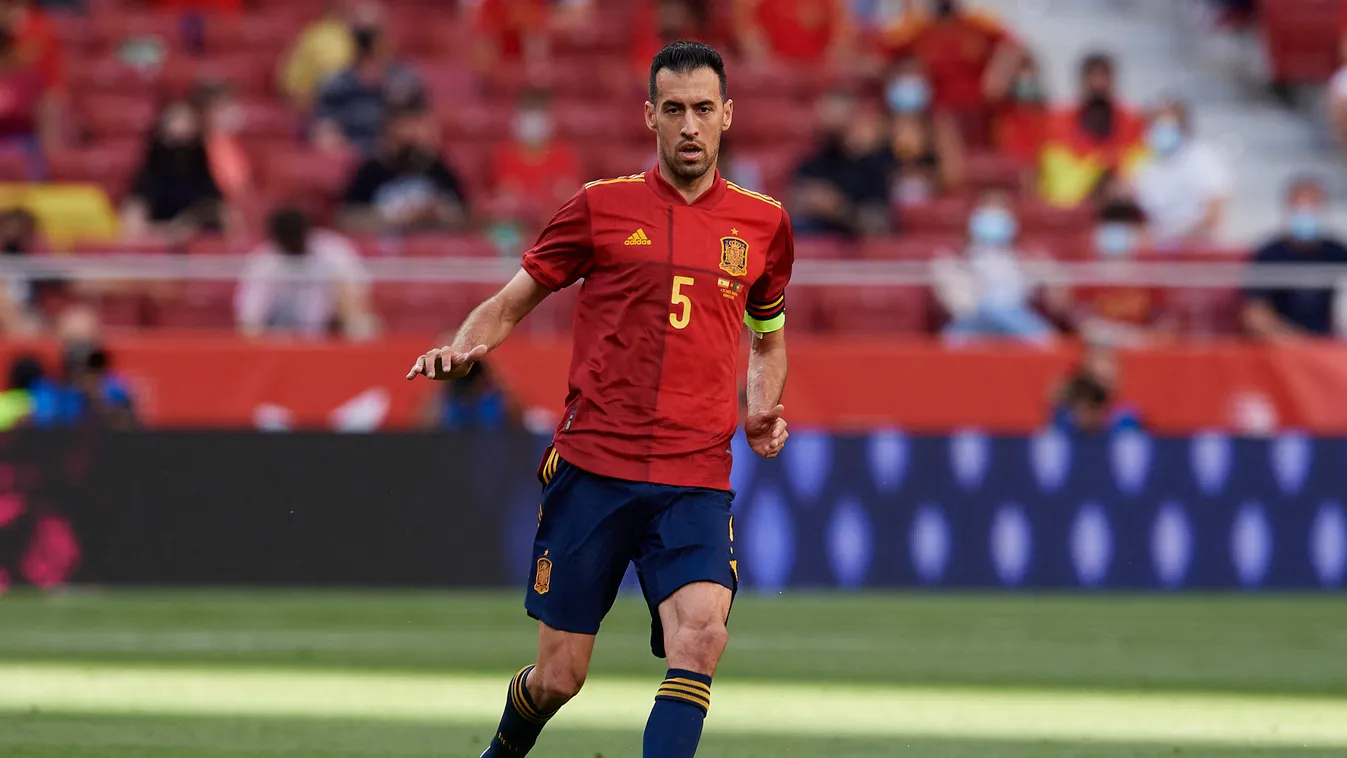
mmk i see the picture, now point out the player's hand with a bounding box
[405,344,489,381]
[745,404,788,459]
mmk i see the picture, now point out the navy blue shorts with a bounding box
[525,448,738,658]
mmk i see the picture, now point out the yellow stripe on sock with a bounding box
[657,685,711,711]
[511,668,544,723]
[665,677,711,694]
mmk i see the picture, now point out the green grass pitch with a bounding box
[1,590,1345,757]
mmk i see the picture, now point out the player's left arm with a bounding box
[744,210,794,459]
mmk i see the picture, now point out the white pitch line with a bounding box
[1,664,1345,748]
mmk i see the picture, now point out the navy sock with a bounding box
[482,665,551,756]
[642,668,711,758]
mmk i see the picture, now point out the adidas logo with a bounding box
[624,229,653,246]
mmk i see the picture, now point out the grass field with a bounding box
[1,591,1345,757]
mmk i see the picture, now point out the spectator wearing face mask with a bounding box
[340,103,468,234]
[932,189,1060,344]
[792,96,897,237]
[1133,99,1231,248]
[311,1,425,156]
[1067,195,1174,344]
[1242,178,1347,340]
[989,53,1049,173]
[120,100,228,241]
[883,0,1018,138]
[882,56,965,208]
[236,206,376,340]
[1038,52,1146,209]
[488,89,583,223]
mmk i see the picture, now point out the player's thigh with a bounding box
[525,458,642,636]
[634,487,737,657]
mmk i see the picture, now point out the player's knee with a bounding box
[531,663,587,710]
[667,619,729,672]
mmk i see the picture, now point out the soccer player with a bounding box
[406,41,793,757]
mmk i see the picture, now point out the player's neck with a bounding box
[656,160,718,205]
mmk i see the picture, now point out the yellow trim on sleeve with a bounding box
[584,174,646,189]
[726,182,783,208]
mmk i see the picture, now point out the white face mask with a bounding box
[513,111,552,146]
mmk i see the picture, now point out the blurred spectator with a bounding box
[1038,53,1145,209]
[489,89,583,220]
[851,0,911,32]
[471,0,590,74]
[340,104,468,234]
[312,2,425,156]
[421,359,518,431]
[989,52,1049,175]
[0,353,42,430]
[236,207,377,340]
[932,189,1060,345]
[0,0,59,164]
[632,0,720,72]
[883,56,964,207]
[279,0,357,110]
[28,306,136,429]
[734,0,854,67]
[1051,374,1141,435]
[883,0,1019,129]
[0,207,51,335]
[719,137,765,194]
[1068,196,1173,345]
[1133,99,1231,248]
[120,101,229,242]
[190,81,253,204]
[792,95,894,237]
[1243,178,1347,340]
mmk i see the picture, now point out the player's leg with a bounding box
[482,623,595,757]
[483,455,640,757]
[634,489,736,758]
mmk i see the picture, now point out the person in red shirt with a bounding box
[734,0,853,66]
[883,0,1018,122]
[488,88,583,223]
[407,41,792,758]
[472,0,590,73]
[989,53,1049,173]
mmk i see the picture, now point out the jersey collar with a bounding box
[645,165,727,209]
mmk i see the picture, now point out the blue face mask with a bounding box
[1288,209,1321,242]
[1096,223,1135,256]
[886,78,930,114]
[969,206,1017,247]
[1147,122,1183,156]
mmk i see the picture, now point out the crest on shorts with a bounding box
[719,236,748,277]
[534,557,552,595]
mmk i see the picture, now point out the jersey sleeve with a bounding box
[745,210,794,333]
[521,188,595,291]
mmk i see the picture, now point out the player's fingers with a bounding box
[428,351,444,379]
[768,403,785,420]
[405,355,426,380]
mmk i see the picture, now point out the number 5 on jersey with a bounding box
[669,275,694,329]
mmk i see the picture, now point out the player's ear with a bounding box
[644,101,657,132]
[722,98,733,131]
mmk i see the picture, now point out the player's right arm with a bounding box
[406,188,594,381]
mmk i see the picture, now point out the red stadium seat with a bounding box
[794,238,850,259]
[77,93,157,141]
[965,151,1023,192]
[186,235,257,255]
[158,282,237,329]
[816,285,933,334]
[67,56,161,97]
[859,236,962,260]
[899,195,975,235]
[70,239,177,255]
[257,147,356,208]
[236,99,301,140]
[92,13,187,56]
[161,53,274,98]
[47,142,143,200]
[1262,0,1345,84]
[398,234,500,258]
[202,14,305,55]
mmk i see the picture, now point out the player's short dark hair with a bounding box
[649,40,727,104]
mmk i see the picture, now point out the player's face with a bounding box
[646,67,733,184]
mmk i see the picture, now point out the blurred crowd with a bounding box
[0,0,1342,346]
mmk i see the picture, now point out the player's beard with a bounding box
[662,139,718,185]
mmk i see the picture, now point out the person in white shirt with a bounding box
[235,207,377,339]
[1133,99,1232,248]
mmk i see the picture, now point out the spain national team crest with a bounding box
[719,236,748,277]
[534,556,552,595]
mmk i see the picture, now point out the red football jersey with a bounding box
[522,168,794,490]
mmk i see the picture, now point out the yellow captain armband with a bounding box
[745,312,785,334]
